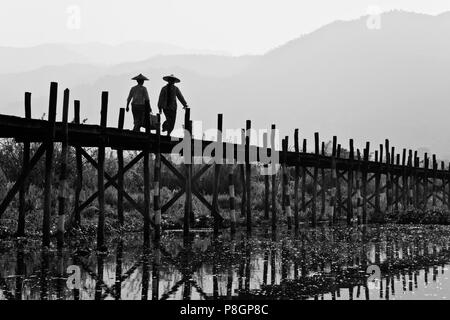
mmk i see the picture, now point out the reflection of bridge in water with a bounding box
[1,226,450,300]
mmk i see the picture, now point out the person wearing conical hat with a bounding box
[127,73,151,131]
[157,74,188,136]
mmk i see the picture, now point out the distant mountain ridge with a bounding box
[0,41,230,74]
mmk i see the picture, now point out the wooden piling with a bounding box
[43,82,57,247]
[263,132,270,220]
[74,100,83,227]
[245,120,252,234]
[312,132,319,227]
[347,139,354,225]
[282,137,292,229]
[212,114,223,234]
[407,150,413,208]
[414,152,419,208]
[184,109,192,242]
[336,144,342,219]
[97,91,108,251]
[401,149,407,209]
[143,104,151,247]
[117,108,125,226]
[271,125,277,231]
[432,154,437,208]
[301,139,307,223]
[330,136,338,224]
[362,142,370,224]
[294,129,300,230]
[17,92,31,237]
[228,173,236,234]
[385,139,391,214]
[57,88,70,248]
[321,141,326,221]
[154,113,162,241]
[240,129,246,218]
[423,153,429,211]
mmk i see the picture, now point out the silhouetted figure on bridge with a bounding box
[158,74,188,136]
[126,73,151,131]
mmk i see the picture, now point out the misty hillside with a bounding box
[2,11,450,158]
[0,42,229,74]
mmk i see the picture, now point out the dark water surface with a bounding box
[1,224,450,300]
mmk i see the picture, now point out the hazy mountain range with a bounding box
[1,10,450,158]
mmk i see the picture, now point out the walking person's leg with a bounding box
[167,109,177,136]
[132,105,140,131]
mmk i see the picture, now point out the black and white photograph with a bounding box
[1,0,450,314]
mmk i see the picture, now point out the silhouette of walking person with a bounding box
[158,74,188,136]
[126,73,151,131]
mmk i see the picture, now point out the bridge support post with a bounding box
[294,129,300,230]
[362,142,370,224]
[321,142,326,221]
[74,101,83,227]
[401,149,407,209]
[263,132,270,220]
[117,108,125,226]
[240,129,246,218]
[57,88,70,249]
[245,120,252,235]
[385,140,392,215]
[336,144,342,221]
[17,92,31,237]
[432,155,437,208]
[97,91,108,252]
[183,108,192,243]
[330,136,337,225]
[423,154,429,211]
[312,132,319,227]
[212,114,223,235]
[448,163,450,211]
[153,113,162,242]
[271,125,277,232]
[43,82,57,247]
[347,139,354,225]
[282,137,291,230]
[228,173,236,234]
[414,152,420,208]
[375,146,382,218]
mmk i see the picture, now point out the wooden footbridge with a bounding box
[0,82,449,250]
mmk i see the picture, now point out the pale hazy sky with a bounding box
[1,0,450,55]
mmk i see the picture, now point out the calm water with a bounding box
[1,224,450,300]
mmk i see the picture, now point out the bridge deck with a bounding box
[0,113,447,178]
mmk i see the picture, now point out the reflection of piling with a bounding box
[152,244,161,300]
[115,240,123,300]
